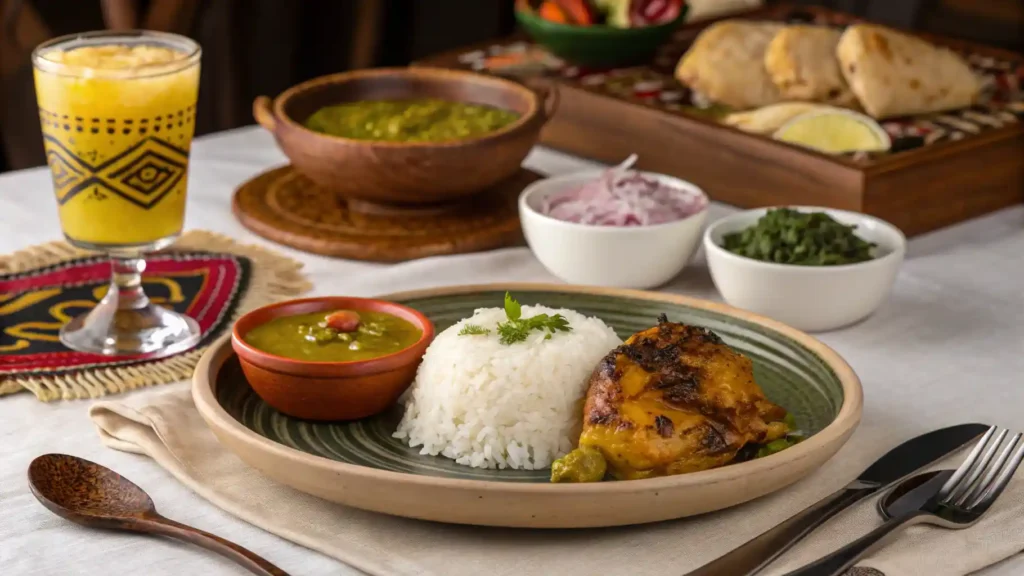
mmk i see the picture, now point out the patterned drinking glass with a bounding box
[32,31,202,357]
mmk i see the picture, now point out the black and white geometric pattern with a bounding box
[42,134,189,210]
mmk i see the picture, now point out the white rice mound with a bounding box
[393,305,622,470]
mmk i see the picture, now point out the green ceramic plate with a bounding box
[194,284,862,527]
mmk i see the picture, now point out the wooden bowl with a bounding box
[230,297,435,421]
[252,67,555,208]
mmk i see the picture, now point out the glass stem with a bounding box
[111,256,150,311]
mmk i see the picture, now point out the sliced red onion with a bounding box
[540,155,707,227]
[632,0,683,26]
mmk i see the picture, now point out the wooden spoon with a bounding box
[28,453,290,576]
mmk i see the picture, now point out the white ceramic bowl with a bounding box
[519,170,708,289]
[704,207,906,332]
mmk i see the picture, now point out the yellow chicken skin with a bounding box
[553,315,789,482]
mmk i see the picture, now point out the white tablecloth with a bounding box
[2,126,1022,575]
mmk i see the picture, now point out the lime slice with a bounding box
[774,110,891,154]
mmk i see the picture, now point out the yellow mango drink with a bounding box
[33,32,201,249]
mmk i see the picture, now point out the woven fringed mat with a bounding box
[0,230,312,401]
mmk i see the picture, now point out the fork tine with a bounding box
[940,426,998,502]
[947,428,1008,504]
[966,434,1024,511]
[958,432,1021,507]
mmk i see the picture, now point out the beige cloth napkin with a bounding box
[89,388,1024,576]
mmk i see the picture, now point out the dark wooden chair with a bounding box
[0,0,56,170]
[0,0,209,170]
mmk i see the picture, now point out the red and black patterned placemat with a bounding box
[0,251,247,374]
[0,231,311,401]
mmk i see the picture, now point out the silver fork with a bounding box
[786,426,1024,576]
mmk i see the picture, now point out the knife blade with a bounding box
[684,423,989,576]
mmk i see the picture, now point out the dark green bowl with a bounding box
[515,5,687,68]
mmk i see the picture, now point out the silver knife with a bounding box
[684,423,989,576]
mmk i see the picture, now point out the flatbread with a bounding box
[764,25,857,106]
[837,24,980,119]
[675,20,785,110]
[723,102,834,134]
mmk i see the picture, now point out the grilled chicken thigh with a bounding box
[551,315,789,482]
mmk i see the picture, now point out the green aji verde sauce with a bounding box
[244,310,422,362]
[303,99,520,142]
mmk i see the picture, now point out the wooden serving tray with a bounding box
[417,3,1024,236]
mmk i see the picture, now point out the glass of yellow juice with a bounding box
[33,31,202,357]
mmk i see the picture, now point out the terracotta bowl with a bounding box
[252,67,555,208]
[231,297,435,421]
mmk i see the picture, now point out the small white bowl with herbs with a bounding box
[703,207,906,332]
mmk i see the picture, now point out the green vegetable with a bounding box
[592,0,630,27]
[755,414,806,459]
[313,327,338,344]
[721,208,876,266]
[550,446,607,483]
[505,292,522,321]
[757,438,794,459]
[784,412,797,429]
[496,292,572,345]
[455,293,573,344]
[458,324,491,336]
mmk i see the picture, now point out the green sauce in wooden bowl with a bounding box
[303,99,520,142]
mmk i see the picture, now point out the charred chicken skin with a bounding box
[551,315,789,482]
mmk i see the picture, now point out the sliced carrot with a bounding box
[484,54,528,68]
[538,1,569,23]
[554,0,596,25]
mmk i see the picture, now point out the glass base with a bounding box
[57,235,200,358]
[60,300,201,358]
